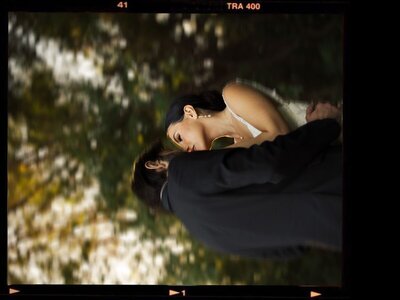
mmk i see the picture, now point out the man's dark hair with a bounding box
[131,140,176,214]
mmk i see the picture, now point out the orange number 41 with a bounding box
[117,1,128,8]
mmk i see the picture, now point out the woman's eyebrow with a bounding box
[174,131,179,144]
[172,131,179,143]
[166,129,174,141]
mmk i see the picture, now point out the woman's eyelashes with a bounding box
[174,133,182,143]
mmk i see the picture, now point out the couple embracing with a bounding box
[131,79,342,259]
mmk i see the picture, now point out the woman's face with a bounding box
[166,107,211,151]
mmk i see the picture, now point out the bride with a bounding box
[164,78,341,151]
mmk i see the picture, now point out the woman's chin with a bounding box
[195,145,208,151]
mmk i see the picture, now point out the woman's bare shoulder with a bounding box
[222,81,273,113]
[222,80,290,134]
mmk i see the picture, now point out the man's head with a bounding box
[131,140,178,212]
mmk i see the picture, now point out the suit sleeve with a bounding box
[214,118,341,189]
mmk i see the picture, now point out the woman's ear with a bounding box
[183,105,198,119]
[145,160,168,172]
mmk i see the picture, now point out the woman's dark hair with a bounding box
[164,90,226,132]
[131,140,176,213]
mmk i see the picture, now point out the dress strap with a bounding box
[223,100,262,138]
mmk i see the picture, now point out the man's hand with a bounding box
[306,102,341,123]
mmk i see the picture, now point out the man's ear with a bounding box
[183,105,198,119]
[145,160,168,172]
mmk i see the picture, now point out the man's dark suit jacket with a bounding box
[161,119,342,259]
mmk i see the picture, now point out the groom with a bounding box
[131,103,342,259]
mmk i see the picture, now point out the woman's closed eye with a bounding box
[174,133,182,143]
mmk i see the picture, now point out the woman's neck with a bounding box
[205,109,242,141]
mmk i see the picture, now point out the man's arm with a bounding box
[214,118,341,190]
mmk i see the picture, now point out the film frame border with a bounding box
[2,0,353,298]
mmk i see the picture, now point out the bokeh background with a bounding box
[8,12,343,285]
